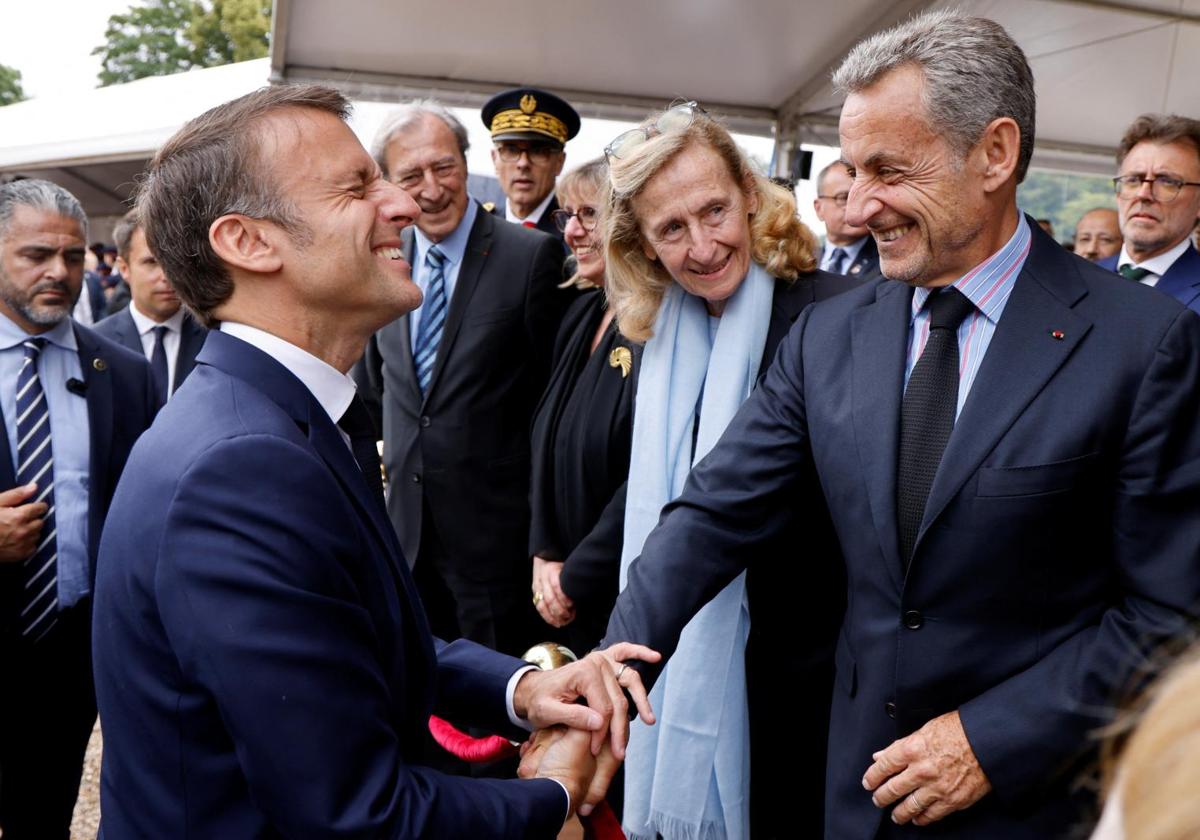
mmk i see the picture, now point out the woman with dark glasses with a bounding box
[528,158,639,659]
[602,102,858,840]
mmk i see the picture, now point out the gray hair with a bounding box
[832,9,1036,182]
[371,99,470,176]
[0,179,89,245]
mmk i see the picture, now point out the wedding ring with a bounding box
[615,663,628,680]
[533,591,544,606]
[909,791,926,813]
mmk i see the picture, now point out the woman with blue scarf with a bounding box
[601,103,859,840]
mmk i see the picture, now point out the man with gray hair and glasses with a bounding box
[1099,114,1200,313]
[601,10,1200,839]
[0,179,155,839]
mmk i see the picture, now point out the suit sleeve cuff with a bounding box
[505,665,538,731]
[549,778,572,825]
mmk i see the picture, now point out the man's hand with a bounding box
[512,642,660,758]
[0,483,47,563]
[863,710,992,826]
[518,726,598,819]
[532,555,575,627]
[519,725,621,817]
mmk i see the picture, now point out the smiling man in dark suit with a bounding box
[0,179,156,840]
[358,101,566,657]
[94,208,206,404]
[602,11,1200,840]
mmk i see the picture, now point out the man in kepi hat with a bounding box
[482,87,580,243]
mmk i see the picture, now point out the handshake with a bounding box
[510,642,661,818]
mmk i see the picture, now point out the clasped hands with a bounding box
[511,642,660,817]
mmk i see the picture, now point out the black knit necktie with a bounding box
[337,395,385,504]
[897,288,976,568]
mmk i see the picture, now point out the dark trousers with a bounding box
[0,603,96,840]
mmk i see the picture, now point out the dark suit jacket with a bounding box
[92,306,207,395]
[1099,243,1200,313]
[0,324,155,621]
[605,221,1200,839]
[491,194,566,249]
[92,330,566,838]
[358,207,566,579]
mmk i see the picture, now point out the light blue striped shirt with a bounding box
[409,199,478,353]
[0,312,91,607]
[905,214,1032,418]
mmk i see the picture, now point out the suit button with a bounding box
[411,473,422,484]
[420,416,431,428]
[885,702,897,719]
[903,610,924,630]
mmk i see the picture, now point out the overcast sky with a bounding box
[1,0,132,98]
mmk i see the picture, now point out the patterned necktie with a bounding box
[150,325,169,402]
[1118,264,1151,282]
[828,247,848,275]
[337,395,385,505]
[16,339,59,641]
[897,288,976,569]
[413,245,447,395]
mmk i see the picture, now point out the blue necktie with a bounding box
[15,339,59,642]
[828,247,848,275]
[150,325,169,402]
[413,245,448,395]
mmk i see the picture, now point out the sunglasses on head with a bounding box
[603,100,707,163]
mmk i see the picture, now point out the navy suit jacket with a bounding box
[605,220,1200,839]
[1099,243,1200,313]
[92,306,207,395]
[92,330,566,838]
[0,324,154,621]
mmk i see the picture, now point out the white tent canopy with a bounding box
[271,0,1200,175]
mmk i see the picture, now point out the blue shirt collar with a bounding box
[912,213,1032,324]
[0,309,78,353]
[414,198,478,269]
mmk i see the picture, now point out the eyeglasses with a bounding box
[551,206,599,232]
[494,142,560,164]
[1112,174,1200,202]
[817,192,849,207]
[604,100,707,163]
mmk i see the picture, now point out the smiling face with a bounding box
[558,183,605,286]
[1116,140,1200,262]
[631,142,757,315]
[0,205,85,334]
[119,227,181,323]
[264,109,423,334]
[839,64,999,288]
[384,115,470,244]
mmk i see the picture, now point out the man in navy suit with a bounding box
[603,11,1200,840]
[0,179,156,840]
[1099,114,1200,314]
[92,85,656,838]
[94,208,207,404]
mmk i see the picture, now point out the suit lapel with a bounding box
[75,324,115,564]
[916,250,1091,558]
[422,209,492,401]
[113,309,142,355]
[850,280,911,590]
[1154,245,1200,305]
[174,315,207,388]
[392,230,422,406]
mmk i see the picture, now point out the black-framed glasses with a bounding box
[604,100,708,162]
[494,141,560,164]
[551,206,599,232]
[1113,174,1200,202]
[817,192,849,207]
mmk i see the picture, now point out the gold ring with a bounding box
[909,791,925,812]
[615,663,628,680]
[533,591,544,606]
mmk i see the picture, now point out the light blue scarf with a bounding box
[620,263,774,840]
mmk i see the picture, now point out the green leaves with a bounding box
[0,64,27,106]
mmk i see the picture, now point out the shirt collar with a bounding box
[912,212,1031,323]
[128,302,185,336]
[0,309,78,353]
[1117,236,1193,278]
[505,190,555,225]
[414,198,478,270]
[823,235,868,265]
[218,321,356,426]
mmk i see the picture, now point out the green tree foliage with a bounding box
[1018,169,1118,244]
[0,63,27,106]
[93,0,270,87]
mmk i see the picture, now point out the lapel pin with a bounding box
[93,357,108,371]
[850,264,861,275]
[1051,330,1065,340]
[609,347,632,378]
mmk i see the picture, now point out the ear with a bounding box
[553,151,566,177]
[490,147,501,169]
[209,214,284,275]
[977,117,1021,192]
[745,180,760,216]
[640,236,658,262]
[115,256,130,277]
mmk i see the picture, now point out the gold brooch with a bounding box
[608,347,632,378]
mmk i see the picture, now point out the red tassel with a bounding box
[427,716,518,763]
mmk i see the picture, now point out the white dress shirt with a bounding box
[1116,236,1193,288]
[821,235,868,273]
[129,304,186,395]
[505,190,555,226]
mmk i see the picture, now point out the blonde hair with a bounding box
[556,157,608,290]
[1100,643,1200,840]
[602,111,817,342]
